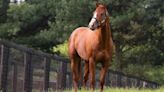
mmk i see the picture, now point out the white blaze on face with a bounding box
[88,12,97,29]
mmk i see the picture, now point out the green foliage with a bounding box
[0,0,96,52]
[123,44,163,65]
[0,0,2,8]
[123,64,164,84]
[146,66,164,85]
[0,0,9,23]
[53,41,68,57]
[0,22,20,38]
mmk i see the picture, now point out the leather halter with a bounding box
[91,13,107,27]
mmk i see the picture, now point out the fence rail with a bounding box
[0,39,160,92]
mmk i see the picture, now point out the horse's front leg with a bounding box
[100,62,109,92]
[83,61,89,89]
[89,58,96,92]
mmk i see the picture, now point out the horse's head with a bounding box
[88,3,109,30]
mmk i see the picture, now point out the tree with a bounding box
[107,0,164,70]
[0,0,96,52]
[0,0,9,23]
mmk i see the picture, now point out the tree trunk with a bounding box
[0,0,9,23]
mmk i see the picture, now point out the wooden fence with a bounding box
[0,39,160,92]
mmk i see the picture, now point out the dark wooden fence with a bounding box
[0,39,160,92]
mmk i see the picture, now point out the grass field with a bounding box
[63,87,164,92]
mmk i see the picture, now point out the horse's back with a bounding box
[70,27,90,37]
[69,27,90,43]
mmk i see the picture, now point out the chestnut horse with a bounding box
[68,3,113,92]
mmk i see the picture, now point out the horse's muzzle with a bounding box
[88,26,95,30]
[88,23,98,30]
[88,17,99,30]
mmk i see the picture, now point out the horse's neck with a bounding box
[99,18,112,48]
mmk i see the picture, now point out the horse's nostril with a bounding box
[90,26,95,30]
[88,25,93,29]
[91,25,93,28]
[91,28,94,30]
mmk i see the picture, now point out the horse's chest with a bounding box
[94,50,109,61]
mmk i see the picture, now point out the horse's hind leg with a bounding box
[70,56,81,92]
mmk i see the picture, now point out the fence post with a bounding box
[0,43,2,85]
[67,72,72,88]
[12,63,17,92]
[0,45,10,92]
[57,62,67,90]
[105,71,110,87]
[0,44,2,88]
[136,79,141,88]
[43,57,51,92]
[23,53,33,92]
[117,73,122,87]
[126,77,131,88]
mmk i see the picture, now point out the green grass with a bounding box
[63,87,164,92]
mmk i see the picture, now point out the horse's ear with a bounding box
[96,2,100,7]
[104,4,107,9]
[104,4,110,16]
[106,10,109,16]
